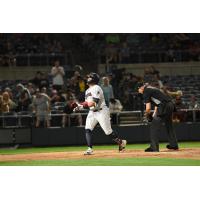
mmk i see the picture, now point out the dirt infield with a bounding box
[0,148,200,162]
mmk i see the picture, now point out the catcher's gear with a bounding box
[87,72,100,84]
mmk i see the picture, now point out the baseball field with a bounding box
[0,142,199,166]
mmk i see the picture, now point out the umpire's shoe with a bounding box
[145,147,159,152]
[166,144,179,150]
[119,140,127,152]
[84,147,94,155]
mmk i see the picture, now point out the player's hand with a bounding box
[73,104,84,112]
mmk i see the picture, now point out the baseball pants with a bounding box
[85,106,113,135]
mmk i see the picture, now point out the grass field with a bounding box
[0,142,199,166]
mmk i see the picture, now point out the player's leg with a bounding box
[96,108,126,152]
[146,115,161,152]
[84,111,98,155]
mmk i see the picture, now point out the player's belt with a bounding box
[93,108,102,112]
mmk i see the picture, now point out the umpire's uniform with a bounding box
[143,85,179,152]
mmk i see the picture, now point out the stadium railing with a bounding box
[0,109,200,128]
[0,51,73,67]
[100,49,194,64]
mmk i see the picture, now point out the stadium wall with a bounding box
[0,66,51,80]
[1,123,199,146]
[31,123,200,146]
[98,62,200,76]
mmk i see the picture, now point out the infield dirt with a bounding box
[0,148,199,162]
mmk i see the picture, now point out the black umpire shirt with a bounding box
[143,86,172,106]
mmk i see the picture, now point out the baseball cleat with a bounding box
[166,144,179,150]
[119,140,127,152]
[84,147,94,155]
[145,147,159,152]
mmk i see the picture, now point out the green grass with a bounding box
[0,141,199,155]
[0,142,199,166]
[0,157,199,166]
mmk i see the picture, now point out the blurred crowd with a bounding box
[0,60,200,127]
[0,33,64,66]
[1,33,200,67]
[77,33,200,64]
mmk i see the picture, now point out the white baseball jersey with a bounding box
[85,84,113,135]
[85,85,106,111]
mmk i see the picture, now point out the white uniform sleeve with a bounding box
[91,86,101,99]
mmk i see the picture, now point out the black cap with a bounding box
[136,82,145,89]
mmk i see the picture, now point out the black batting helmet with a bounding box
[87,72,100,84]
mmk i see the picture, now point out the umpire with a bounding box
[138,83,179,152]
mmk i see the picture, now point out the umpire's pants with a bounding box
[150,102,178,151]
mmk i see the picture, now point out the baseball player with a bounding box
[138,82,179,152]
[73,72,127,155]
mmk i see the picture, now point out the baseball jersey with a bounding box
[85,85,106,111]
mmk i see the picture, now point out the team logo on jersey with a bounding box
[85,92,92,98]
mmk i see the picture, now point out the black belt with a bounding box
[93,108,102,112]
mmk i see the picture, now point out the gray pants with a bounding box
[150,102,178,151]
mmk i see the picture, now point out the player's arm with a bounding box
[144,102,153,122]
[73,98,99,111]
[145,102,151,113]
[153,106,157,117]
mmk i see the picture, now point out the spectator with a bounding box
[32,88,51,128]
[27,83,35,96]
[0,95,3,113]
[39,72,49,89]
[16,83,32,112]
[119,42,130,63]
[65,89,76,102]
[70,71,81,95]
[41,87,48,94]
[109,98,123,124]
[50,90,65,105]
[0,92,10,113]
[109,98,123,113]
[62,96,82,127]
[101,76,114,106]
[105,44,119,65]
[3,92,16,112]
[4,87,14,100]
[77,76,87,101]
[31,71,42,88]
[173,95,187,123]
[0,92,16,113]
[51,60,65,91]
[188,95,200,109]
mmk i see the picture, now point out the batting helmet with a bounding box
[87,72,100,84]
